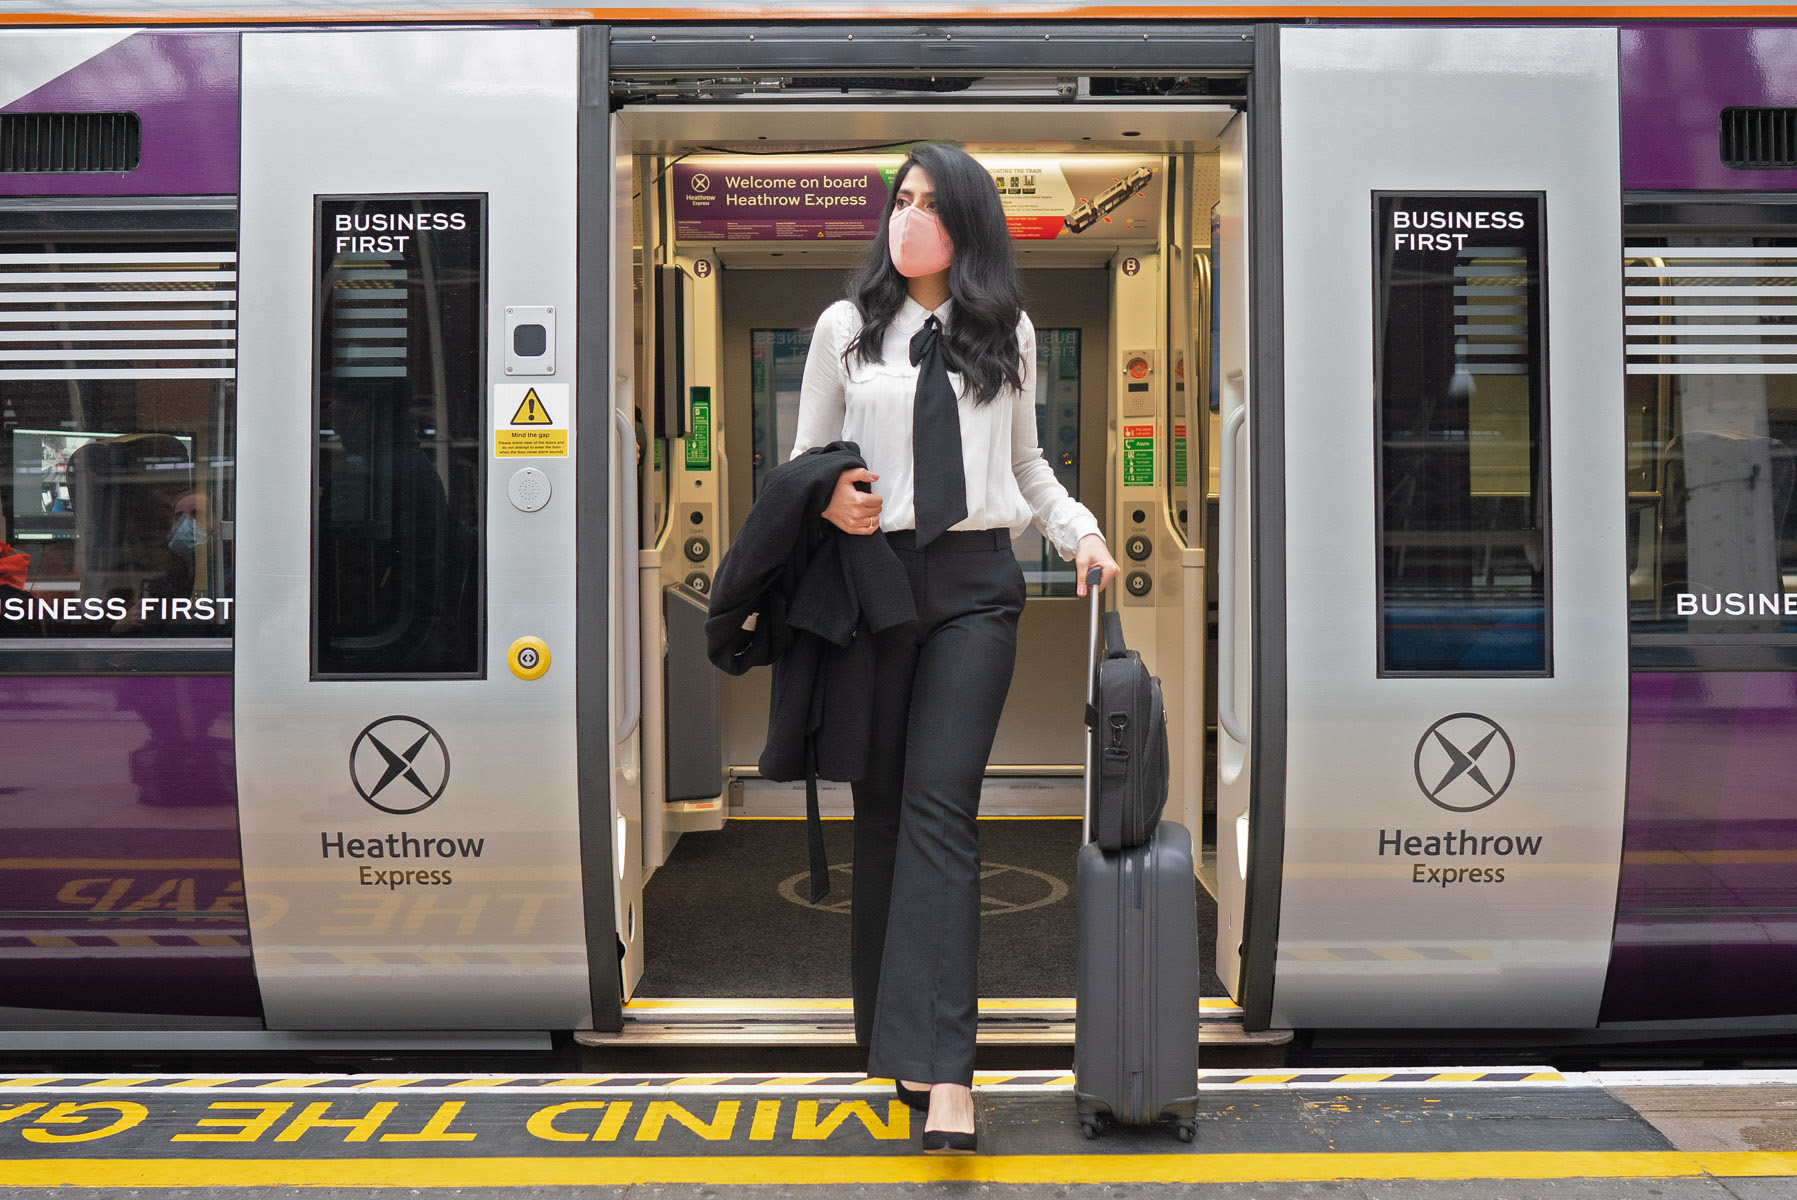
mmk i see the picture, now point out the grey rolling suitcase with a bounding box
[1073,569,1200,1142]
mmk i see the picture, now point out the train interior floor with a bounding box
[637,816,1226,999]
[9,1069,1797,1194]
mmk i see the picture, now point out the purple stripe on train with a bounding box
[1621,24,1797,192]
[0,675,260,1020]
[0,31,237,197]
[1602,671,1797,1023]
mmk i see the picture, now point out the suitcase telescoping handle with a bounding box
[1082,564,1103,845]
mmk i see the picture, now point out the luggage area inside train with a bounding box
[590,78,1265,1055]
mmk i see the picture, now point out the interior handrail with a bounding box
[1217,405,1249,745]
[615,408,642,743]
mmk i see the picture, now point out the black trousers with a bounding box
[853,528,1025,1087]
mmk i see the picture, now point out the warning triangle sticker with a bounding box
[510,388,553,426]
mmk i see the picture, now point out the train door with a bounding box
[604,85,1240,1030]
[711,255,1111,792]
[1260,26,1628,1028]
[233,29,599,1029]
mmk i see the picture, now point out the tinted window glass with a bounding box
[313,195,484,678]
[1626,235,1797,635]
[0,236,235,641]
[1375,192,1549,675]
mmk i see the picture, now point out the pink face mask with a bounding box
[888,204,953,278]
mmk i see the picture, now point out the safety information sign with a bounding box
[493,384,568,458]
[1123,422,1156,487]
[685,387,712,470]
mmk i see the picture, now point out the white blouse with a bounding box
[791,295,1103,559]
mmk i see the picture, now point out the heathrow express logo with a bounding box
[690,172,711,193]
[1413,712,1514,814]
[350,715,450,815]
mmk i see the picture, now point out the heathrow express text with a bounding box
[719,174,870,210]
[321,832,484,889]
[1378,828,1544,888]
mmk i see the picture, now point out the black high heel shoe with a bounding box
[920,1128,977,1155]
[894,1081,930,1112]
[920,1086,978,1155]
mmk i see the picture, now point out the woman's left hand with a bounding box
[1075,534,1119,597]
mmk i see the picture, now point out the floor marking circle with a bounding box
[777,862,1068,915]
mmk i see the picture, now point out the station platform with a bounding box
[4,1066,1797,1194]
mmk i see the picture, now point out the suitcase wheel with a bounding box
[1175,1121,1196,1144]
[1080,1117,1106,1140]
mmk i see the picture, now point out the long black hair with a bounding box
[844,142,1023,407]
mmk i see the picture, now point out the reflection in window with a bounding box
[0,238,235,641]
[1375,193,1549,674]
[1023,328,1082,596]
[1627,237,1797,635]
[748,324,1083,597]
[313,196,483,678]
[749,329,807,498]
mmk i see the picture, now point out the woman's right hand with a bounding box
[821,467,882,535]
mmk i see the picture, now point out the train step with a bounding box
[575,997,1292,1048]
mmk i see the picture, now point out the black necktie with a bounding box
[910,314,967,546]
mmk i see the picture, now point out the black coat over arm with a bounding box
[703,442,918,899]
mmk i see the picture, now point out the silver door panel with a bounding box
[1273,27,1627,1028]
[237,29,588,1029]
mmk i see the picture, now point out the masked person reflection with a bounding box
[791,143,1120,1153]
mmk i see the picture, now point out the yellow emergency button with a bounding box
[508,636,551,681]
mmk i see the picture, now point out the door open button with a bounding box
[508,636,551,681]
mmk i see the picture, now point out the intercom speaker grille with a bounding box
[507,467,551,513]
[1721,107,1797,170]
[0,112,141,173]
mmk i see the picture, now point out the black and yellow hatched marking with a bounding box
[0,1069,1564,1092]
[0,1076,1785,1187]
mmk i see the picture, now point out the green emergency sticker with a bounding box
[1173,422,1187,488]
[685,387,712,470]
[1123,422,1156,487]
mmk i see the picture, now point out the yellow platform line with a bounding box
[10,1151,1797,1187]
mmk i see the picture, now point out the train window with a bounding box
[749,328,807,497]
[1026,327,1083,597]
[0,234,236,643]
[748,324,1084,597]
[312,195,484,679]
[1625,233,1797,637]
[1374,193,1550,676]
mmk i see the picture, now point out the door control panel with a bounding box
[1120,506,1156,607]
[676,503,714,595]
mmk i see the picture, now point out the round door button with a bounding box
[685,536,710,563]
[1126,571,1153,597]
[1125,535,1152,561]
[508,636,551,681]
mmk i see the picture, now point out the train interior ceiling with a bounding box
[616,104,1237,1015]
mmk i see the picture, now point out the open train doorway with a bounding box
[590,48,1250,1045]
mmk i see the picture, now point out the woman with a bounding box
[791,142,1119,1153]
